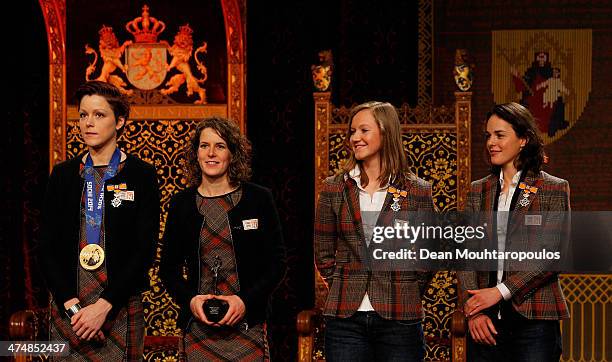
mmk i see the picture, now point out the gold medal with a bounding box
[79,244,105,270]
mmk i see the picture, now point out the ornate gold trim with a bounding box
[67,105,228,121]
[221,0,246,132]
[453,343,466,362]
[314,92,332,190]
[40,0,66,171]
[455,92,472,211]
[313,92,332,310]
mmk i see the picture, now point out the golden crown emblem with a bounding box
[125,5,166,43]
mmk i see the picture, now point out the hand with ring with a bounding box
[464,287,502,317]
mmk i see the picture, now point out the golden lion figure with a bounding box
[160,24,208,104]
[85,25,133,95]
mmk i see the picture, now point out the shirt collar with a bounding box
[348,165,389,192]
[499,169,522,189]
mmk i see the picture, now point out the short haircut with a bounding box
[75,81,130,136]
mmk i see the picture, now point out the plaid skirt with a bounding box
[49,296,144,361]
[184,190,269,361]
[185,322,269,361]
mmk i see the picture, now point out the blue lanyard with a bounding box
[84,148,121,246]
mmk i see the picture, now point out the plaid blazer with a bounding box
[457,170,570,320]
[314,172,435,321]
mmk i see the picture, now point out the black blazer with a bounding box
[39,153,160,313]
[159,182,287,328]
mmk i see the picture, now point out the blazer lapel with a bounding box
[344,177,367,244]
[378,186,396,216]
[481,175,498,243]
[478,175,499,288]
[507,171,544,239]
[367,180,413,252]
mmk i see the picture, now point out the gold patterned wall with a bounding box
[314,92,472,361]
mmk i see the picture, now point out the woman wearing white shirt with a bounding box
[315,101,435,361]
[458,102,570,361]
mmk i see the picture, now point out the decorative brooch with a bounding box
[107,183,128,208]
[388,186,408,212]
[518,182,538,208]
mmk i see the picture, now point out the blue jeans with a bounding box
[324,311,425,362]
[467,307,562,362]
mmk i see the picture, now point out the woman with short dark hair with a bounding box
[40,80,159,360]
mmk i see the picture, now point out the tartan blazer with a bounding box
[457,170,570,320]
[314,172,435,321]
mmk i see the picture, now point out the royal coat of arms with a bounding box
[84,5,208,103]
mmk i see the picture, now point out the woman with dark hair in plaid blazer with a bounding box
[458,102,570,361]
[315,101,435,361]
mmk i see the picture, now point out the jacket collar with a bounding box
[483,170,544,238]
[343,171,413,245]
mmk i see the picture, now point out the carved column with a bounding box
[313,91,331,309]
[455,91,471,211]
[40,0,66,169]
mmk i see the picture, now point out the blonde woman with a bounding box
[315,101,434,361]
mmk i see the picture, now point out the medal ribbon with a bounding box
[84,148,121,246]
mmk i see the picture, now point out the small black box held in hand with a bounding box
[203,298,229,323]
[203,256,229,323]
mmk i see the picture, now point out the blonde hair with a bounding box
[341,101,411,187]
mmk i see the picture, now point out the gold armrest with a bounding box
[297,309,322,361]
[9,310,39,340]
[451,310,467,362]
